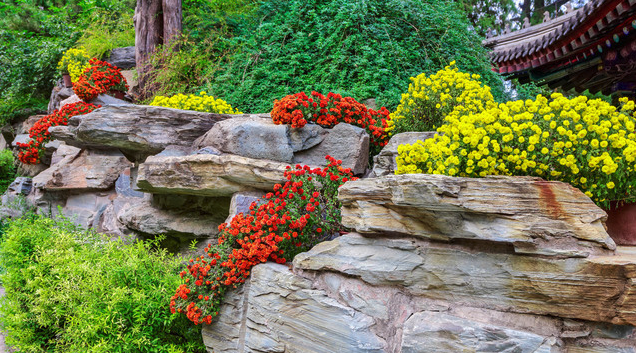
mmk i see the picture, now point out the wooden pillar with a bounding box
[134,0,182,97]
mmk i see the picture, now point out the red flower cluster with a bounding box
[16,102,99,164]
[73,58,129,101]
[170,156,356,325]
[271,91,391,147]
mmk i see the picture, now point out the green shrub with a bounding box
[200,0,505,113]
[0,216,206,353]
[0,149,16,194]
[76,9,136,59]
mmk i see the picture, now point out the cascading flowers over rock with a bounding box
[73,58,129,101]
[271,91,390,149]
[387,61,496,135]
[396,93,636,208]
[16,102,100,164]
[170,156,355,325]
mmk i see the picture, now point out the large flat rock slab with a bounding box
[32,149,131,192]
[338,174,614,257]
[49,105,258,161]
[293,233,636,326]
[203,263,385,353]
[136,154,292,197]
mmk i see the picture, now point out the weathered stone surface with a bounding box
[59,94,82,108]
[16,163,48,178]
[293,123,369,175]
[401,312,555,353]
[10,134,29,147]
[48,84,74,113]
[137,154,291,197]
[370,132,436,177]
[338,174,615,256]
[194,117,293,162]
[0,134,6,150]
[0,177,35,220]
[156,145,190,157]
[33,149,131,191]
[194,117,325,163]
[203,263,385,353]
[88,94,131,106]
[49,105,242,162]
[293,233,636,326]
[119,200,226,239]
[105,46,136,69]
[225,191,264,223]
[289,124,326,152]
[63,192,114,229]
[120,70,137,93]
[50,143,81,166]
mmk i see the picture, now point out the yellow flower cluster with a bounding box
[57,48,91,82]
[386,61,495,135]
[396,93,636,208]
[149,92,243,114]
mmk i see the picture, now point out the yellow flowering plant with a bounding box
[386,61,496,136]
[56,48,91,82]
[149,92,243,114]
[396,93,636,208]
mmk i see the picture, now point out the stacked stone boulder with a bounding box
[2,102,371,253]
[203,172,636,352]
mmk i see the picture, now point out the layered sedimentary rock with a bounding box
[293,122,370,174]
[136,154,291,197]
[32,149,131,191]
[338,174,615,257]
[204,174,636,353]
[49,105,251,161]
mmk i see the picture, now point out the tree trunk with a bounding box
[163,0,182,49]
[134,0,182,98]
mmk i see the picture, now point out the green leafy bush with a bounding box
[200,0,505,113]
[76,9,136,59]
[0,216,206,353]
[0,149,16,194]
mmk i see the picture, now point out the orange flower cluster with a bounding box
[170,156,356,325]
[16,102,99,164]
[73,58,128,101]
[271,91,391,147]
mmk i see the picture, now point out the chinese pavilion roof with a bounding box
[483,0,636,95]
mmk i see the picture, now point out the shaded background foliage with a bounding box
[199,0,506,113]
[0,0,135,126]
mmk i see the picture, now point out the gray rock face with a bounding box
[203,263,386,353]
[33,149,132,191]
[225,191,264,223]
[104,46,136,69]
[63,192,114,230]
[338,174,615,257]
[195,117,295,162]
[371,132,436,177]
[293,233,636,326]
[119,200,226,239]
[49,105,241,162]
[48,84,74,113]
[136,154,291,197]
[401,312,555,353]
[293,123,369,174]
[194,117,326,163]
[88,94,131,106]
[59,94,82,108]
